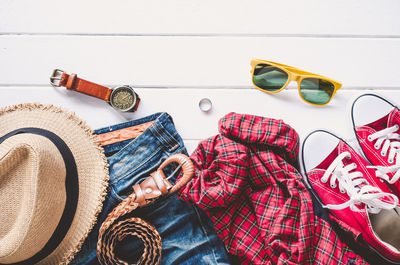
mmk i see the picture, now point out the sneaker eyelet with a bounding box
[346,154,351,160]
[381,151,387,156]
[321,178,327,183]
[330,183,337,188]
[367,135,373,142]
[340,189,345,194]
[388,158,394,163]
[395,124,399,130]
[374,144,380,150]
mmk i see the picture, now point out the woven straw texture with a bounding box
[0,134,67,263]
[0,103,109,265]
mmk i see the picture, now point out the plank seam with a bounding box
[1,33,400,39]
[0,85,399,90]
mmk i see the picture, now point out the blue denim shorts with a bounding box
[71,112,230,264]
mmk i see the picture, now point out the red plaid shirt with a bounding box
[178,113,369,265]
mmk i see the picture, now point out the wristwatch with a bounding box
[50,69,140,112]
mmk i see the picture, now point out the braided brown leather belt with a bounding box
[96,154,194,265]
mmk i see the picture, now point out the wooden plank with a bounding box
[1,36,400,88]
[1,0,399,37]
[1,87,400,144]
[182,140,201,155]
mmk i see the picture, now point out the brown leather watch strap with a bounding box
[97,154,194,265]
[131,94,141,112]
[59,73,112,101]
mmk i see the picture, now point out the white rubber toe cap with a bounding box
[302,130,340,172]
[351,94,395,127]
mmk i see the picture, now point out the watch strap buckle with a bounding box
[50,69,65,87]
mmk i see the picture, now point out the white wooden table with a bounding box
[1,0,400,153]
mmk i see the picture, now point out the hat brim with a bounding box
[0,103,109,265]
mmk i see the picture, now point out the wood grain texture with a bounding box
[1,36,400,88]
[1,87,400,153]
[1,0,399,37]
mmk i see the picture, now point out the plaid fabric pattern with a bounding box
[178,113,368,265]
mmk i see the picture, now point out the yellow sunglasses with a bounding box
[250,59,342,106]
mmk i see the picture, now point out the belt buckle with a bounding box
[49,69,65,87]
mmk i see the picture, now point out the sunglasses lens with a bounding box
[300,78,335,105]
[253,64,288,92]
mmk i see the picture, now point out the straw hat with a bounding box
[0,103,109,265]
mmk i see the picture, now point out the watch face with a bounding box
[110,86,136,111]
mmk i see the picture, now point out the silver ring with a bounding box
[199,98,212,112]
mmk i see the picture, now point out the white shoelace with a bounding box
[367,124,400,184]
[321,152,398,214]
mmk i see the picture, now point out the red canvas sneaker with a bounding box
[301,130,400,262]
[352,94,400,196]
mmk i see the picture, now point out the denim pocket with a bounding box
[150,122,181,153]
